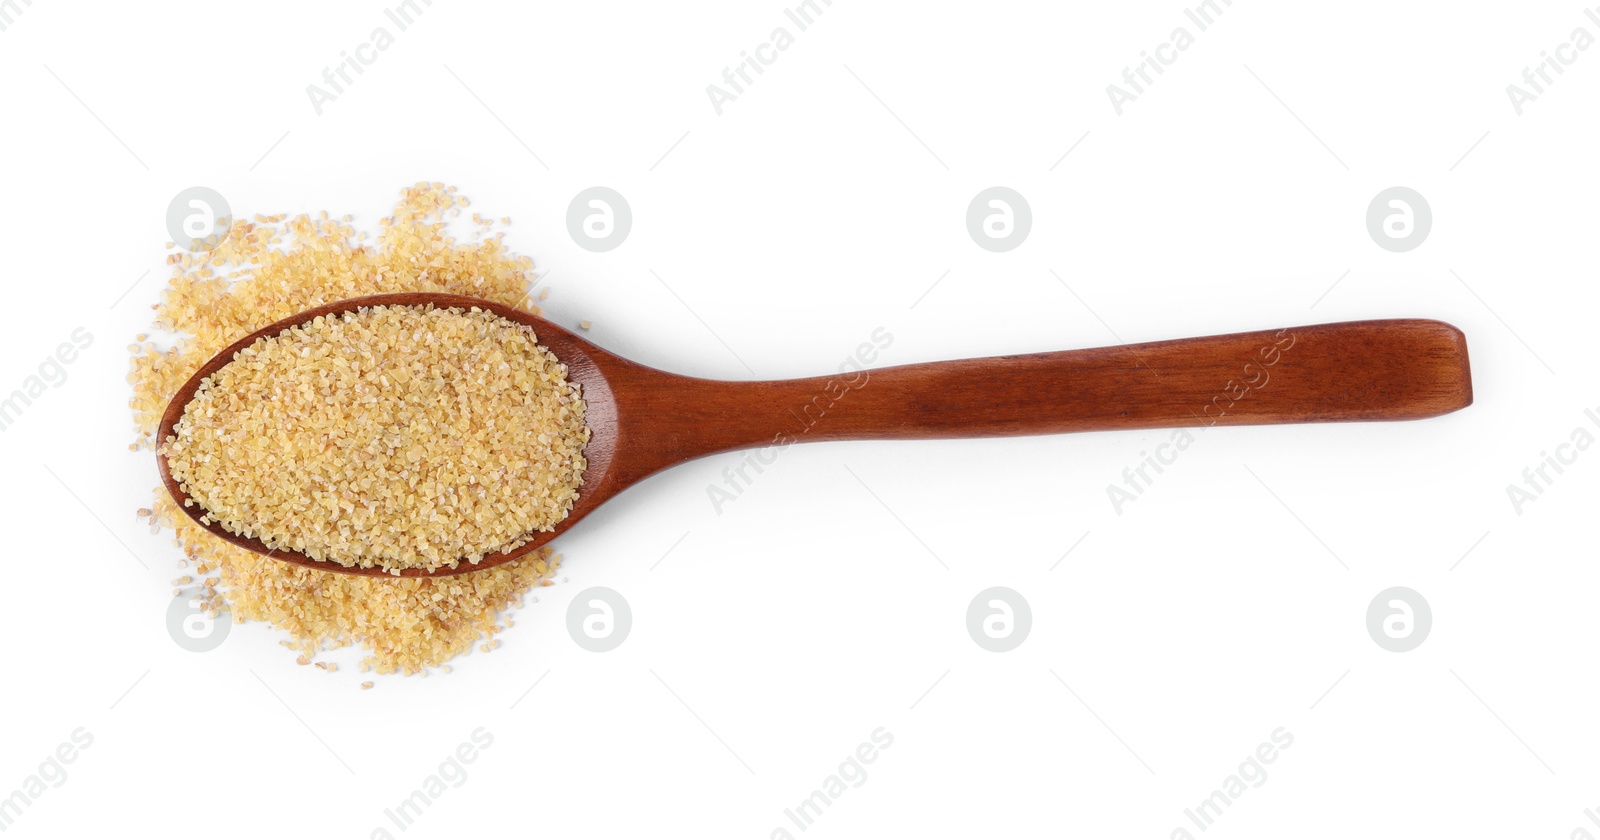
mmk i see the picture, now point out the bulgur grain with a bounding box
[163,304,589,573]
[129,183,568,675]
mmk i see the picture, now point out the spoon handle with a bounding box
[627,319,1470,476]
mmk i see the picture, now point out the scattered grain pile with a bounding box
[164,305,588,574]
[129,183,568,674]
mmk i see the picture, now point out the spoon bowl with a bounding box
[157,293,632,577]
[158,293,1473,577]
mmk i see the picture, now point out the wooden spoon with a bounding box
[157,293,1472,577]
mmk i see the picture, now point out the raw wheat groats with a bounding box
[163,304,589,574]
[129,183,573,675]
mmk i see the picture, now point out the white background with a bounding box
[1,1,1596,837]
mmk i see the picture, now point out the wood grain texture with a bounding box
[157,294,1472,577]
